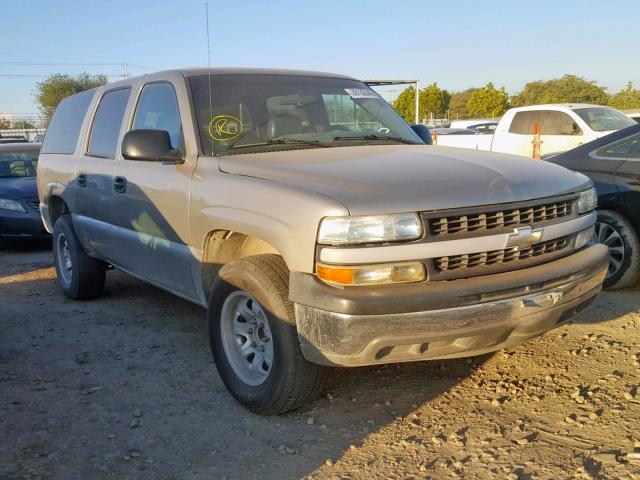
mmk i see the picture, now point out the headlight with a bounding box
[318,213,422,245]
[0,198,26,212]
[575,225,595,249]
[316,262,426,286]
[577,187,597,214]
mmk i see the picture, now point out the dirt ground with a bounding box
[1,242,639,480]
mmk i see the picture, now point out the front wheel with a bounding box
[595,210,640,289]
[208,255,328,414]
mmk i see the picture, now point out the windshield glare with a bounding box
[574,107,635,132]
[189,74,422,154]
[0,153,38,177]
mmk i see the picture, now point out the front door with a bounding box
[111,81,196,299]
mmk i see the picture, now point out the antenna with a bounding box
[205,1,214,156]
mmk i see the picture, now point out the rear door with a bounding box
[111,80,197,298]
[73,87,131,261]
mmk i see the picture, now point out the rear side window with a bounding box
[132,83,182,149]
[87,88,131,159]
[509,110,582,135]
[509,111,539,134]
[41,90,94,154]
[595,132,640,159]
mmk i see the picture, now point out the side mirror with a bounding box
[410,124,433,145]
[121,129,184,163]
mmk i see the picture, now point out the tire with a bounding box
[595,210,640,289]
[208,254,328,414]
[52,215,106,300]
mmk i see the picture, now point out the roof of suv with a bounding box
[177,67,357,80]
[90,67,360,93]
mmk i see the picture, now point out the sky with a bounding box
[1,0,639,121]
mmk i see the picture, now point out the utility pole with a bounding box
[123,63,129,79]
[415,80,420,125]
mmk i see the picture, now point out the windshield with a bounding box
[189,74,422,154]
[0,152,38,177]
[574,107,635,132]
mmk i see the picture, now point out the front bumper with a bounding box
[0,212,49,240]
[291,244,608,367]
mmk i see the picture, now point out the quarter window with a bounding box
[41,90,94,154]
[132,83,182,149]
[87,88,131,159]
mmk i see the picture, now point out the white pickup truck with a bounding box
[437,104,636,158]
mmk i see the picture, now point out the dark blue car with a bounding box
[0,143,49,241]
[546,123,640,289]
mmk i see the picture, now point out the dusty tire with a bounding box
[595,210,640,289]
[52,215,106,300]
[208,254,328,414]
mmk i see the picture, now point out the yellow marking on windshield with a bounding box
[208,114,243,142]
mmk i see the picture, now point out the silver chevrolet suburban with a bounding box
[37,68,608,414]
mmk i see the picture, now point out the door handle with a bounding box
[77,173,87,187]
[113,176,127,193]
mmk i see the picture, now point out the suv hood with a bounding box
[219,145,590,215]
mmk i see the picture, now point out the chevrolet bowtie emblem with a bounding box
[506,226,543,250]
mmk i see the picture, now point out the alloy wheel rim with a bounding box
[220,291,274,386]
[594,221,625,279]
[57,233,72,285]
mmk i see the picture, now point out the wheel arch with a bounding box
[199,230,284,302]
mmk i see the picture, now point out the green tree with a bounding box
[448,88,477,119]
[466,83,510,118]
[393,83,451,123]
[421,82,449,117]
[392,85,417,123]
[511,75,609,106]
[34,72,107,124]
[609,81,640,110]
[11,120,35,129]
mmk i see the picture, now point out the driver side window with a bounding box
[132,83,182,149]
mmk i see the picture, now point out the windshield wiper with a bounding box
[228,136,331,150]
[334,134,419,145]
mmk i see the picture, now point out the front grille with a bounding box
[435,236,569,271]
[429,199,573,236]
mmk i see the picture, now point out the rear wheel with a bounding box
[52,215,106,300]
[208,255,328,414]
[595,210,640,289]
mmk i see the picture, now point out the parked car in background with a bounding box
[0,135,29,144]
[546,123,640,288]
[437,104,636,157]
[0,143,48,242]
[430,127,477,136]
[450,119,496,129]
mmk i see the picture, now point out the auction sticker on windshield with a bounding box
[344,88,379,99]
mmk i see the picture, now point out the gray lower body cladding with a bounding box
[291,244,608,367]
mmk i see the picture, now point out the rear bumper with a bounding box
[291,244,608,367]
